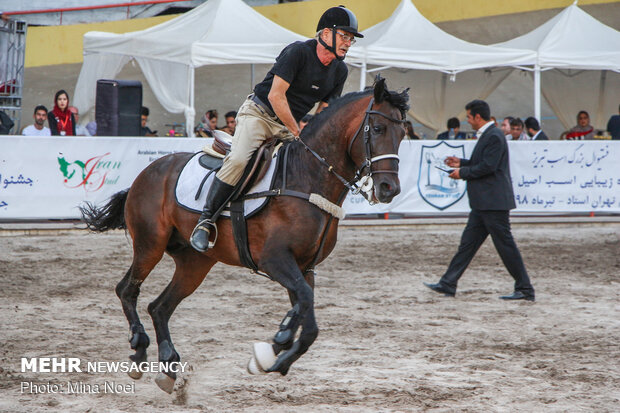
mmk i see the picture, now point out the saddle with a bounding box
[200,129,279,197]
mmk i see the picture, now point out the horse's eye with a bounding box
[373,125,385,133]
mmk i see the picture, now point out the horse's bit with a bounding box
[296,97,405,205]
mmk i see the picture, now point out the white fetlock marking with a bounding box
[252,342,277,372]
[155,372,175,394]
[247,356,264,375]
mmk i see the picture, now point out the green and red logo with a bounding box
[57,152,121,192]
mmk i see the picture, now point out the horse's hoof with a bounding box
[128,369,143,380]
[247,356,264,375]
[252,342,277,373]
[155,372,175,394]
[126,359,143,380]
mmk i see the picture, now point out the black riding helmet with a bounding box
[316,6,363,61]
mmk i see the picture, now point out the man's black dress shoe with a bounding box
[499,291,535,301]
[423,282,455,297]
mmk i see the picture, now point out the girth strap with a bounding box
[230,200,272,279]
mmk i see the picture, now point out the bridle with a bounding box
[295,96,406,205]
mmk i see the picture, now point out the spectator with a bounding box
[85,110,97,136]
[404,120,420,139]
[564,111,594,140]
[68,106,91,136]
[508,117,529,141]
[299,114,313,131]
[48,89,76,136]
[223,110,237,135]
[207,109,218,131]
[22,105,51,136]
[195,109,218,137]
[491,116,499,128]
[437,117,466,140]
[606,105,620,140]
[0,109,14,134]
[501,116,513,137]
[140,106,157,137]
[524,117,548,141]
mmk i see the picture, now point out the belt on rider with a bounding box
[250,94,281,123]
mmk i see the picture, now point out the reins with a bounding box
[238,94,406,279]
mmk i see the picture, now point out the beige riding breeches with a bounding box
[216,96,294,185]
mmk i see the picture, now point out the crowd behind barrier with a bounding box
[0,137,618,220]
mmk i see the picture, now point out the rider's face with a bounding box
[324,29,354,58]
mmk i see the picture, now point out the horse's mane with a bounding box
[300,83,410,139]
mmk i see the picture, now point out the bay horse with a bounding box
[81,77,409,393]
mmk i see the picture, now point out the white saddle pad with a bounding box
[175,151,278,217]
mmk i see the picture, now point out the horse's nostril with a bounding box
[381,182,392,192]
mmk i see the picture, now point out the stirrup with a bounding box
[190,219,218,249]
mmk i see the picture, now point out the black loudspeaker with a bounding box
[95,79,142,136]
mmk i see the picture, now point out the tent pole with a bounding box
[250,64,255,91]
[439,72,447,133]
[596,70,606,128]
[359,60,367,91]
[534,63,541,123]
[187,65,195,137]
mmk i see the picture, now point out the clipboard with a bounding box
[435,166,454,174]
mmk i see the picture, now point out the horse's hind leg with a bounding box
[115,231,168,379]
[147,250,215,393]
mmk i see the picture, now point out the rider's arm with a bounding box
[268,75,301,137]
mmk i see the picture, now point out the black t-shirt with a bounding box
[253,39,348,122]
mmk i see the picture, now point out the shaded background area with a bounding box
[16,1,620,139]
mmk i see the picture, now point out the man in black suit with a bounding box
[424,99,535,301]
[524,117,549,140]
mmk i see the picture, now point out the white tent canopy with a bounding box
[496,1,620,129]
[346,0,536,132]
[74,0,305,136]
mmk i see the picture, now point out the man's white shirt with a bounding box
[475,121,495,139]
[22,125,51,136]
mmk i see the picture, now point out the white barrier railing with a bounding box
[1,137,618,219]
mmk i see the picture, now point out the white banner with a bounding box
[0,137,619,219]
[343,140,620,214]
[0,136,207,219]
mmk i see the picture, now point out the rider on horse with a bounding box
[190,6,364,252]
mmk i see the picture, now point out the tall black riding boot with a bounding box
[190,177,236,252]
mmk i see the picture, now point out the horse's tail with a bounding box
[80,189,129,232]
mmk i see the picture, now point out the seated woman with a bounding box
[48,89,76,136]
[564,111,594,140]
[404,120,420,139]
[195,109,218,137]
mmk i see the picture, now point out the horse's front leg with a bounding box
[251,254,318,376]
[272,269,315,355]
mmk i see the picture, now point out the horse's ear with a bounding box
[373,76,386,103]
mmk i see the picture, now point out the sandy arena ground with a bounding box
[0,222,619,412]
